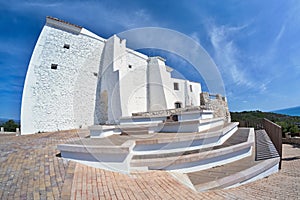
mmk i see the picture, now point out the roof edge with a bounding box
[46,16,82,34]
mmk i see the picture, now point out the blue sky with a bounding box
[0,0,299,120]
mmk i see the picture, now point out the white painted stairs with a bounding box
[57,122,280,191]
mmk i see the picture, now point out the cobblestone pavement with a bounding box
[0,131,299,199]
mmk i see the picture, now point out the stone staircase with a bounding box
[130,127,252,173]
[58,121,280,191]
[171,129,280,191]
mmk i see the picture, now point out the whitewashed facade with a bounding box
[21,17,201,134]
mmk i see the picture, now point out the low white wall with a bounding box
[161,118,224,133]
[61,151,132,174]
[169,110,214,123]
[89,128,121,138]
[119,116,166,125]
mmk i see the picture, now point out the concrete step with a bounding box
[187,157,279,192]
[161,117,224,133]
[89,123,161,137]
[132,127,247,159]
[119,126,150,135]
[171,129,280,192]
[90,116,228,138]
[132,122,239,154]
[130,128,254,173]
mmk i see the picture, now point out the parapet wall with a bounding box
[133,92,230,123]
[132,106,204,117]
[200,92,231,122]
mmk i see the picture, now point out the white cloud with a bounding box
[2,1,158,31]
[208,23,256,88]
[205,21,278,95]
[23,1,62,7]
[117,9,157,29]
[274,24,286,44]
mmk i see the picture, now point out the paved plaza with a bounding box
[0,130,299,199]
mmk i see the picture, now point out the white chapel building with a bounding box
[21,17,201,134]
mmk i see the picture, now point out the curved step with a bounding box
[132,122,239,154]
[91,115,227,138]
[161,117,224,133]
[191,156,279,192]
[131,128,254,173]
[176,129,281,191]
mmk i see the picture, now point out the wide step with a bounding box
[130,128,253,172]
[187,150,256,191]
[177,129,280,191]
[187,156,279,191]
[132,128,249,160]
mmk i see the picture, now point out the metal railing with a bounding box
[263,118,282,169]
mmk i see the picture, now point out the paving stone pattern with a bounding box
[0,131,299,199]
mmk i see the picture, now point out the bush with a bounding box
[231,110,300,134]
[2,120,20,132]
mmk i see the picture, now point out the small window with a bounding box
[128,65,132,69]
[51,64,58,69]
[174,82,179,90]
[190,85,193,92]
[93,72,98,77]
[175,102,182,108]
[63,44,70,49]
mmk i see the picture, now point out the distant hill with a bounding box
[272,106,300,117]
[230,110,300,135]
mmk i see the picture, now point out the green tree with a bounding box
[276,121,289,133]
[2,120,19,132]
[289,124,299,133]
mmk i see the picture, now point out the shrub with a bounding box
[2,120,20,132]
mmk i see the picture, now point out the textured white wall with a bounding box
[147,57,168,111]
[120,51,148,116]
[169,78,186,108]
[21,24,104,134]
[167,78,201,108]
[187,81,201,106]
[157,60,176,109]
[95,35,122,124]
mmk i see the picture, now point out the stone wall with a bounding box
[134,92,230,122]
[200,92,231,122]
[132,106,205,117]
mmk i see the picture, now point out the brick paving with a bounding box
[0,131,299,199]
[0,131,80,200]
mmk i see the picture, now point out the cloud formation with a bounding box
[207,22,256,88]
[1,0,300,118]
